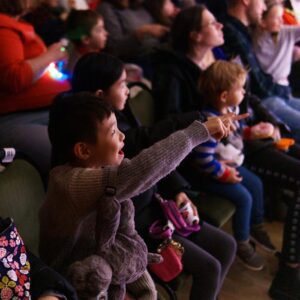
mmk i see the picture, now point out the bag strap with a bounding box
[95,166,119,251]
[149,220,175,240]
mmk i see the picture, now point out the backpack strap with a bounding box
[102,166,118,197]
[96,166,120,251]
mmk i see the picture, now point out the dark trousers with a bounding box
[174,223,236,300]
[244,140,300,264]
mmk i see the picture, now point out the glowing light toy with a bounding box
[47,62,69,81]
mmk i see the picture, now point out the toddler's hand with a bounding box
[220,164,243,184]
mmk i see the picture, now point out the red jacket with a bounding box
[0,13,70,114]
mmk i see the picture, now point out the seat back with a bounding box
[0,159,45,255]
[128,82,155,127]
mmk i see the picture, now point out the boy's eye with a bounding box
[112,129,116,135]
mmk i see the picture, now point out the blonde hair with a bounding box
[199,60,247,105]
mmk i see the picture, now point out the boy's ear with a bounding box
[220,90,228,103]
[73,142,91,160]
[95,89,104,98]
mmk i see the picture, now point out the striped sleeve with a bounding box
[192,138,225,178]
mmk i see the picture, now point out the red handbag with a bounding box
[148,239,184,282]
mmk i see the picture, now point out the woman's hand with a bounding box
[27,40,68,82]
[46,41,68,63]
[175,192,199,223]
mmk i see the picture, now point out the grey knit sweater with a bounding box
[39,121,209,284]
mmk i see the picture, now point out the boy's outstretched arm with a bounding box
[116,114,247,201]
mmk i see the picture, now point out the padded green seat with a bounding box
[128,82,155,127]
[0,159,45,255]
[187,190,236,228]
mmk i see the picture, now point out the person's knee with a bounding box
[195,258,222,283]
[235,190,253,210]
[222,234,237,260]
[251,174,263,194]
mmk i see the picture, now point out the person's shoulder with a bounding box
[152,46,188,70]
[49,164,74,180]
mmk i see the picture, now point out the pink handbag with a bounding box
[148,239,184,282]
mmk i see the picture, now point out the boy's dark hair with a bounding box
[0,0,28,16]
[171,4,206,53]
[66,9,102,46]
[72,52,125,93]
[199,60,247,105]
[48,92,113,166]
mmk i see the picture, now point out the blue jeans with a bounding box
[201,167,264,241]
[262,96,300,143]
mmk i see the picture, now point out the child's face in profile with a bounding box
[102,70,129,111]
[88,18,108,51]
[261,5,284,33]
[225,75,246,107]
[89,113,125,167]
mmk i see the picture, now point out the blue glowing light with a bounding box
[47,63,69,81]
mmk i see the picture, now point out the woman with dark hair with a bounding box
[152,4,223,119]
[152,5,300,298]
[50,52,238,300]
[0,0,70,179]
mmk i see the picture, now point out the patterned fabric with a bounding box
[0,218,31,300]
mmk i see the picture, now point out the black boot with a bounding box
[269,264,300,300]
